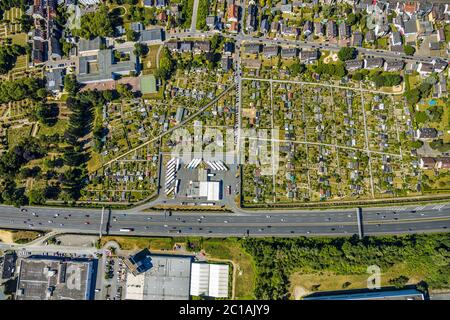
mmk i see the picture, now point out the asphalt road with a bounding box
[0,203,449,237]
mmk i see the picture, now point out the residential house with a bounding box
[299,50,319,64]
[246,4,257,32]
[206,16,217,29]
[280,47,298,59]
[223,42,235,55]
[364,58,384,69]
[326,20,338,39]
[262,45,279,58]
[416,128,438,140]
[403,16,418,36]
[352,31,363,47]
[314,22,323,36]
[260,18,269,34]
[339,22,350,39]
[384,60,405,72]
[227,4,238,22]
[419,157,435,169]
[417,62,434,75]
[345,59,364,71]
[193,41,211,53]
[244,43,261,54]
[303,21,313,37]
[365,30,375,43]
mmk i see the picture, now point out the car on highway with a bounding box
[85,221,90,225]
[54,213,59,217]
[48,220,53,224]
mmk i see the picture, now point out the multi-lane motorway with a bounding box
[0,203,449,238]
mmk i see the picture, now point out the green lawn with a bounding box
[37,119,68,137]
[7,125,32,147]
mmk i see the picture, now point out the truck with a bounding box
[119,228,134,232]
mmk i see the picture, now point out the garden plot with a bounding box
[241,79,272,129]
[306,145,341,202]
[331,88,366,151]
[274,142,310,203]
[370,153,420,198]
[272,82,305,142]
[101,99,166,162]
[242,164,275,205]
[86,142,160,203]
[301,85,336,146]
[363,92,403,155]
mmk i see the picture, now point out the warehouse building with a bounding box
[190,263,229,298]
[15,257,96,300]
[125,254,192,300]
[199,181,222,201]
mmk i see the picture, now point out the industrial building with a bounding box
[124,253,192,300]
[190,263,229,298]
[15,257,96,300]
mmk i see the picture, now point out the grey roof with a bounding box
[79,37,102,53]
[134,255,192,300]
[46,68,65,92]
[139,29,164,42]
[280,47,298,58]
[244,43,261,54]
[263,45,279,57]
[352,32,363,47]
[300,50,318,61]
[345,59,364,70]
[404,17,417,35]
[131,22,144,32]
[15,257,95,300]
[384,60,405,71]
[77,48,137,83]
[364,57,384,69]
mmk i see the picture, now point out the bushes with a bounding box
[241,234,450,299]
[337,47,357,61]
[370,72,402,88]
[0,77,41,103]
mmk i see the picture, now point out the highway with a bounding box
[0,203,449,238]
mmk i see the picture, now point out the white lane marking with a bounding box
[414,206,426,211]
[432,204,445,210]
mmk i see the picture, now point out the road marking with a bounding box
[432,204,445,210]
[99,207,105,238]
[414,206,426,211]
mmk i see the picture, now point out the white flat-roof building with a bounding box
[199,181,222,201]
[190,263,229,298]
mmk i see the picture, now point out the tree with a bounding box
[289,62,306,76]
[337,47,357,61]
[35,103,59,126]
[403,45,415,56]
[64,74,79,95]
[133,43,148,57]
[0,44,26,74]
[76,5,116,38]
[126,29,137,42]
[28,188,46,205]
[155,47,175,80]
